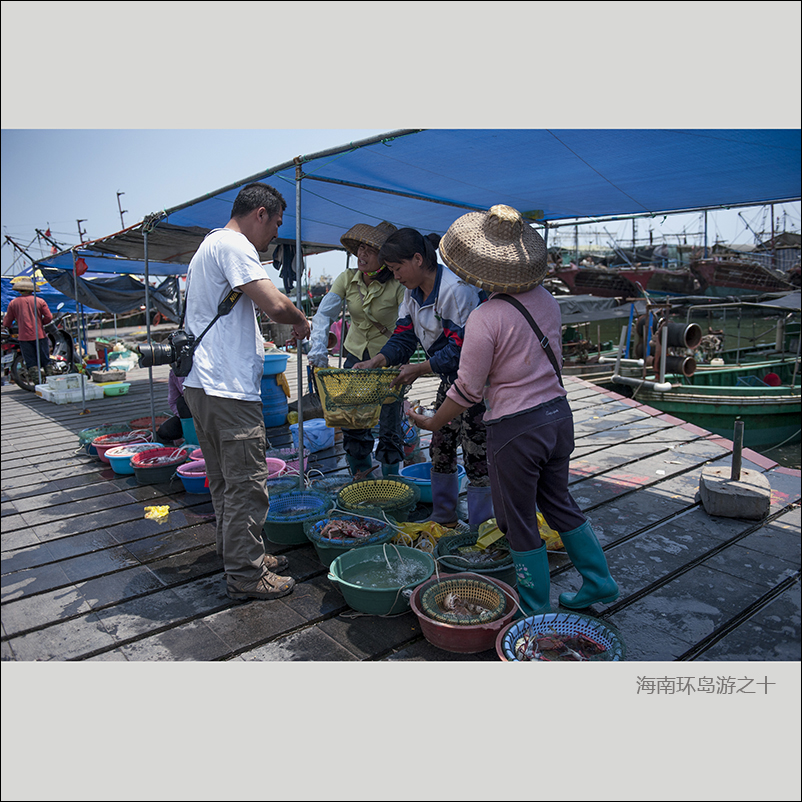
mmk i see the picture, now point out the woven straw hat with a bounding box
[439,205,548,294]
[12,276,35,293]
[340,220,397,258]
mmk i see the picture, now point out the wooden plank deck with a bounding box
[1,353,799,663]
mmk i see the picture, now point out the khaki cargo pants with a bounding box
[184,386,269,584]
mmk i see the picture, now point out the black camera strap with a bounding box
[189,288,243,350]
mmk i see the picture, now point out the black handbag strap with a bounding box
[493,293,564,387]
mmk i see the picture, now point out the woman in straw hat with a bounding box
[308,221,406,477]
[3,275,54,386]
[354,227,492,529]
[408,205,619,616]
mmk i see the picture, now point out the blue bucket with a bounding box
[398,462,467,504]
[261,374,289,428]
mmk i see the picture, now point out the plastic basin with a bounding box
[130,446,190,485]
[263,353,290,375]
[410,574,520,654]
[176,460,210,494]
[304,511,398,568]
[398,462,467,504]
[262,489,334,545]
[105,443,166,475]
[327,544,435,616]
[92,431,153,463]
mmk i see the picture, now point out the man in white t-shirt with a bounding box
[183,183,310,602]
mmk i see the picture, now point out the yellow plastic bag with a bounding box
[144,505,170,523]
[537,512,564,551]
[393,521,450,552]
[474,515,564,550]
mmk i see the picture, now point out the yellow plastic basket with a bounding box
[313,368,405,429]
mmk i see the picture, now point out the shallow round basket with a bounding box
[105,443,166,475]
[496,612,626,662]
[130,446,190,485]
[303,509,398,568]
[419,575,507,625]
[410,574,519,654]
[327,544,435,616]
[435,531,516,587]
[336,478,420,518]
[263,489,335,545]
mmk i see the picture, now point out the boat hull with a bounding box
[628,383,800,450]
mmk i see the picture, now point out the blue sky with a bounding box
[2,127,798,283]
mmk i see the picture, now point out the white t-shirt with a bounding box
[182,228,270,402]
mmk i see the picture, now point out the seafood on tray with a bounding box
[319,519,385,540]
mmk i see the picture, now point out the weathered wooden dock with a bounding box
[1,353,799,663]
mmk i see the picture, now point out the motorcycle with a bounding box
[2,303,82,392]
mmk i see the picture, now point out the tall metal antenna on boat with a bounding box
[116,191,127,228]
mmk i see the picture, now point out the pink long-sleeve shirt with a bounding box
[446,285,565,423]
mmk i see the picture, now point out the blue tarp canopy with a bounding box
[1,276,102,316]
[58,129,800,270]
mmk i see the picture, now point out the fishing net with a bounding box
[420,576,507,625]
[314,367,406,428]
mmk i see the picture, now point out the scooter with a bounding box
[1,303,82,392]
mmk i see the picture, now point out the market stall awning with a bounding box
[59,129,800,270]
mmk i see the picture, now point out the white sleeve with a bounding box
[308,291,345,361]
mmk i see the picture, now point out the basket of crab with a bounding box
[409,572,519,654]
[303,508,398,567]
[495,611,625,662]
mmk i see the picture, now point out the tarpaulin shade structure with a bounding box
[35,129,801,272]
[39,268,181,322]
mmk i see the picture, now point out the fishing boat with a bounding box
[608,294,801,450]
[689,256,798,298]
[552,264,701,298]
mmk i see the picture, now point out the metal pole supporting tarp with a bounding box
[143,229,158,439]
[31,270,42,382]
[71,250,88,413]
[295,164,305,489]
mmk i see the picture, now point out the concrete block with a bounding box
[699,467,771,520]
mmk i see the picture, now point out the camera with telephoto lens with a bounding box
[137,330,196,376]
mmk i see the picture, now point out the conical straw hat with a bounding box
[340,221,397,258]
[439,205,547,294]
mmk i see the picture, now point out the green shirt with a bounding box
[331,268,406,359]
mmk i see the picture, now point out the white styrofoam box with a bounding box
[46,373,88,390]
[39,383,104,404]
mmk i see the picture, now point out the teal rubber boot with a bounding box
[558,520,619,609]
[381,462,400,477]
[346,454,375,478]
[466,484,494,529]
[510,544,551,617]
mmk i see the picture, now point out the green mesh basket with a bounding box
[314,368,406,428]
[336,478,420,518]
[420,576,507,625]
[263,488,335,545]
